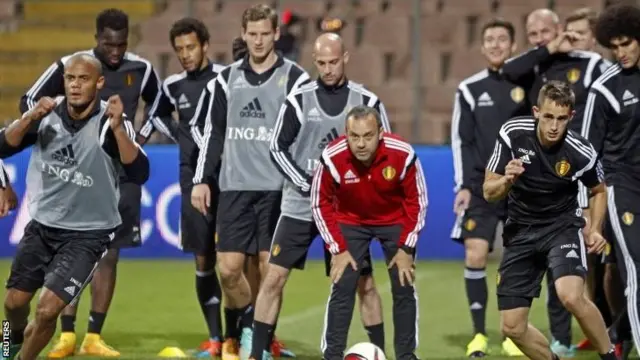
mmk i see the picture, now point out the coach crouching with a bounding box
[310,105,428,360]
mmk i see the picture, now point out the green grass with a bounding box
[0,260,610,359]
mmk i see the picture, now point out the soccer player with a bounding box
[136,18,225,357]
[248,32,389,360]
[450,18,528,358]
[504,8,608,132]
[311,105,427,360]
[565,8,599,52]
[503,9,611,355]
[0,53,149,360]
[582,4,640,355]
[190,4,309,360]
[18,9,166,357]
[0,166,17,216]
[227,34,294,359]
[483,80,616,360]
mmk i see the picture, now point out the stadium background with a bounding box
[0,0,623,358]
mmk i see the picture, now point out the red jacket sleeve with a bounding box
[399,156,428,248]
[311,160,348,255]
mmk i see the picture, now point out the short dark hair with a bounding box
[232,37,248,61]
[242,4,278,31]
[346,105,382,128]
[565,7,598,31]
[169,18,210,48]
[481,18,515,42]
[96,8,129,34]
[595,4,640,47]
[537,80,575,109]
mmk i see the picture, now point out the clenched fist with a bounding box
[106,95,125,130]
[504,159,525,184]
[24,97,56,122]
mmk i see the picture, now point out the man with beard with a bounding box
[19,9,165,358]
[1,54,149,360]
[137,17,225,358]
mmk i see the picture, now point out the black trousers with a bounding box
[321,224,418,360]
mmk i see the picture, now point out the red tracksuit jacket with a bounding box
[311,133,429,255]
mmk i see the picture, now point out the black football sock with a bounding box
[251,321,273,359]
[87,311,106,334]
[224,308,241,340]
[60,315,75,333]
[196,270,223,340]
[599,346,618,360]
[266,321,276,350]
[10,329,24,345]
[464,267,488,335]
[239,304,254,330]
[365,323,385,352]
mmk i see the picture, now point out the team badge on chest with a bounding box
[555,160,571,177]
[382,166,396,181]
[566,68,580,84]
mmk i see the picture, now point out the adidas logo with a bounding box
[308,107,322,121]
[240,98,266,119]
[345,169,357,179]
[623,89,638,106]
[470,302,483,310]
[52,144,77,166]
[64,285,76,296]
[519,154,531,164]
[566,250,579,259]
[478,92,494,107]
[178,93,191,109]
[317,128,340,150]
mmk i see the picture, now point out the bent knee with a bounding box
[501,310,528,340]
[556,289,585,312]
[262,266,289,294]
[4,290,31,312]
[357,276,378,298]
[501,320,527,340]
[34,302,61,323]
[464,239,489,268]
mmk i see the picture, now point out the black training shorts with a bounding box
[451,193,504,251]
[181,183,218,255]
[7,220,113,305]
[497,218,588,310]
[216,191,280,255]
[111,182,142,249]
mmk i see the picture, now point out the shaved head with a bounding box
[313,32,345,55]
[527,8,560,25]
[313,33,348,86]
[526,8,561,46]
[65,53,103,75]
[63,53,105,111]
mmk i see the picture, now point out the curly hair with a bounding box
[595,4,640,48]
[169,18,210,48]
[96,8,128,34]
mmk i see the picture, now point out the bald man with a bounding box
[502,8,609,134]
[0,53,149,360]
[243,32,391,360]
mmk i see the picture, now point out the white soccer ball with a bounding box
[344,342,386,360]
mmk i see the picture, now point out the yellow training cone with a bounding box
[158,346,187,358]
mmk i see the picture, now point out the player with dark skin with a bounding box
[54,26,129,356]
[3,54,138,360]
